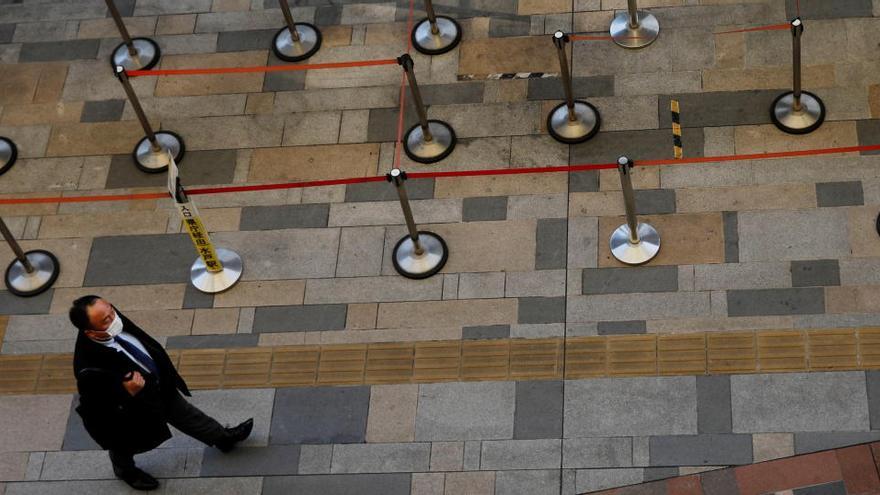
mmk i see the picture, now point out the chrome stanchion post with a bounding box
[0,137,17,176]
[609,156,660,265]
[114,65,185,173]
[771,18,825,134]
[610,0,659,48]
[387,168,448,278]
[411,0,461,55]
[547,31,600,144]
[1,217,59,297]
[398,54,457,163]
[272,0,322,62]
[105,0,160,71]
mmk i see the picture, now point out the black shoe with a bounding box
[113,466,159,491]
[215,418,254,453]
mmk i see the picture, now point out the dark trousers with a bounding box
[110,391,226,473]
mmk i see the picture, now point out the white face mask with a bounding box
[104,311,124,338]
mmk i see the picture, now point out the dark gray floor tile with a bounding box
[697,375,732,434]
[165,334,259,349]
[315,5,343,25]
[345,178,434,202]
[527,76,615,100]
[582,266,678,295]
[790,259,840,287]
[535,218,566,270]
[597,320,647,335]
[723,211,739,264]
[514,380,563,439]
[106,149,238,189]
[635,189,676,215]
[517,296,565,324]
[269,386,370,444]
[110,0,136,16]
[366,84,480,142]
[815,181,864,207]
[0,289,53,315]
[726,288,824,317]
[571,128,704,163]
[700,468,739,495]
[263,474,411,495]
[793,481,848,495]
[19,39,100,62]
[367,107,419,143]
[868,371,880,430]
[857,120,880,155]
[462,324,510,340]
[201,445,300,476]
[794,431,880,454]
[786,0,873,18]
[569,171,599,193]
[0,24,15,44]
[62,396,101,451]
[253,304,347,333]
[182,282,214,309]
[217,29,277,53]
[84,234,193,286]
[488,16,530,37]
[240,204,330,230]
[643,467,679,482]
[80,99,125,123]
[264,54,307,92]
[649,434,752,466]
[658,91,779,128]
[462,196,507,222]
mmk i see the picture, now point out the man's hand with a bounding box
[122,371,145,397]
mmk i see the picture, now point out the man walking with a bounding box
[70,295,253,491]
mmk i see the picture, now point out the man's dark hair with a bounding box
[69,295,102,332]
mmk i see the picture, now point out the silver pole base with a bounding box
[5,250,60,297]
[133,131,185,174]
[111,38,161,72]
[610,223,661,265]
[771,91,826,135]
[404,120,457,164]
[392,231,448,279]
[412,16,462,55]
[0,136,17,176]
[547,101,601,144]
[610,10,660,49]
[190,247,243,294]
[272,23,322,62]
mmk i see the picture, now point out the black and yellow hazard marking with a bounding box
[671,99,683,159]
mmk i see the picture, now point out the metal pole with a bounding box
[617,156,641,244]
[388,169,424,254]
[552,32,576,122]
[115,66,160,151]
[0,217,34,273]
[424,0,440,35]
[105,0,137,56]
[791,18,803,111]
[399,54,434,142]
[627,0,640,29]
[278,0,302,42]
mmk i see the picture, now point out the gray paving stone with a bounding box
[697,375,732,434]
[463,325,510,340]
[165,334,259,349]
[462,196,507,222]
[582,266,678,295]
[488,16,530,37]
[793,431,880,454]
[869,371,880,430]
[415,381,515,441]
[527,76,615,100]
[658,91,779,128]
[785,0,874,18]
[315,5,343,26]
[726,288,825,317]
[264,63,307,92]
[723,211,739,264]
[564,377,697,437]
[649,434,752,466]
[738,209,850,262]
[253,304,347,333]
[298,445,333,474]
[217,29,277,52]
[0,24,14,44]
[562,437,632,469]
[240,204,329,231]
[731,372,869,433]
[330,443,431,473]
[345,179,434,202]
[0,290,53,315]
[635,189,676,215]
[857,119,880,155]
[7,477,262,495]
[112,0,137,16]
[201,445,300,476]
[80,100,124,123]
[815,181,864,207]
[571,128,705,163]
[597,321,646,335]
[643,467,679,482]
[535,218,567,270]
[263,473,411,495]
[270,386,370,445]
[575,468,645,493]
[182,283,214,309]
[83,234,192,286]
[18,39,100,62]
[40,448,193,480]
[495,470,561,495]
[165,388,275,448]
[514,380,562,440]
[480,439,561,470]
[569,171,599,193]
[793,481,848,495]
[366,84,483,142]
[463,441,481,470]
[106,149,238,189]
[518,297,565,324]
[700,468,738,495]
[790,260,840,287]
[505,270,566,298]
[62,397,100,452]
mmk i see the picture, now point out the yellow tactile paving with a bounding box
[3,328,880,395]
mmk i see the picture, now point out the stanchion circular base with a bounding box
[547,101,601,144]
[770,91,825,135]
[111,38,161,72]
[392,232,448,279]
[610,10,660,48]
[5,250,60,297]
[0,136,17,176]
[404,120,457,164]
[133,131,185,174]
[412,16,462,55]
[610,223,661,265]
[190,248,243,294]
[272,24,322,62]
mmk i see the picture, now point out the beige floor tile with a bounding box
[155,51,268,97]
[192,308,240,335]
[365,383,418,442]
[848,206,880,257]
[702,65,836,92]
[597,213,725,267]
[39,210,171,238]
[377,299,518,329]
[49,284,187,314]
[0,102,83,126]
[675,184,817,213]
[752,433,794,463]
[213,280,306,308]
[733,121,859,154]
[458,37,561,76]
[249,143,380,182]
[45,121,146,157]
[445,472,495,495]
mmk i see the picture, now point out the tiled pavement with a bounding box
[2,0,880,493]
